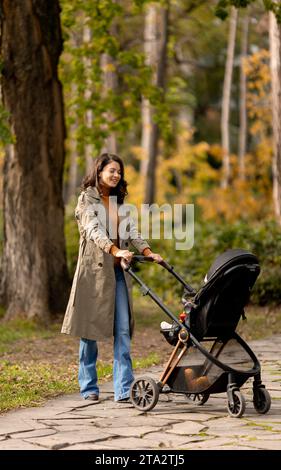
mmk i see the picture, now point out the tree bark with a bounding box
[269,10,281,222]
[141,3,169,205]
[0,0,69,320]
[238,14,248,181]
[221,6,238,188]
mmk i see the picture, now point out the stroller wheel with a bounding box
[130,376,159,411]
[185,393,209,406]
[227,390,246,418]
[253,387,271,414]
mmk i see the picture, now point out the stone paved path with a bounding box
[0,335,280,450]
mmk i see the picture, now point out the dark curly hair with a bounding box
[82,153,128,204]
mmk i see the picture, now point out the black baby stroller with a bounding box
[122,248,271,418]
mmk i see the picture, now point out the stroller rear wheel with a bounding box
[130,376,159,411]
[185,393,209,406]
[227,390,246,418]
[253,387,271,414]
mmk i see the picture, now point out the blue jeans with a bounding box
[78,266,134,401]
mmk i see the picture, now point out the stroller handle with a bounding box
[121,255,196,296]
[132,255,177,273]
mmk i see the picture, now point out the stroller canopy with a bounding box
[191,249,260,339]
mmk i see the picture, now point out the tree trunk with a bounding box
[65,119,78,203]
[83,24,94,175]
[141,3,169,205]
[0,0,69,320]
[100,51,118,154]
[64,31,81,203]
[269,11,281,222]
[238,14,248,181]
[221,6,238,188]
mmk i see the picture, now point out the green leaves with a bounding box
[60,0,170,159]
[215,0,281,22]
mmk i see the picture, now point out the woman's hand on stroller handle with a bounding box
[132,253,163,264]
[115,249,134,262]
[120,253,164,270]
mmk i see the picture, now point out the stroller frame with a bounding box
[124,255,271,418]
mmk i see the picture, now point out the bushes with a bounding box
[135,219,281,306]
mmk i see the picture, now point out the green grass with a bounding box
[0,361,78,412]
[0,318,58,354]
[236,305,281,341]
[0,352,161,413]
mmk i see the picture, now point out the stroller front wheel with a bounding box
[227,390,246,418]
[253,387,271,414]
[130,376,159,411]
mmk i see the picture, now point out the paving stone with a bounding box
[0,438,45,450]
[40,418,96,426]
[241,439,281,450]
[0,418,46,436]
[137,431,199,447]
[91,436,169,450]
[104,425,158,437]
[181,437,244,450]
[94,416,180,428]
[154,412,214,421]
[24,430,116,450]
[65,443,114,450]
[73,407,141,418]
[12,428,58,439]
[167,421,206,435]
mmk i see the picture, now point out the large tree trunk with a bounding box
[221,6,238,188]
[0,0,69,320]
[141,3,169,205]
[269,10,281,222]
[238,14,248,181]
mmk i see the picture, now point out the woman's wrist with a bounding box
[142,247,152,256]
[110,245,120,256]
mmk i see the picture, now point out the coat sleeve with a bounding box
[75,193,114,254]
[128,216,151,254]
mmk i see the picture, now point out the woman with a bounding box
[61,153,163,403]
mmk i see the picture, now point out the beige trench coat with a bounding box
[61,186,150,341]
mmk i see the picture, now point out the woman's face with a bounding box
[99,161,121,189]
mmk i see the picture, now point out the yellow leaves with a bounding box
[198,181,273,223]
[244,49,271,139]
[197,145,273,223]
[125,150,145,207]
[101,62,116,73]
[123,98,131,108]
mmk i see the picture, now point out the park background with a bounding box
[0,0,281,412]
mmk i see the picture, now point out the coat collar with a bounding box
[84,186,101,202]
